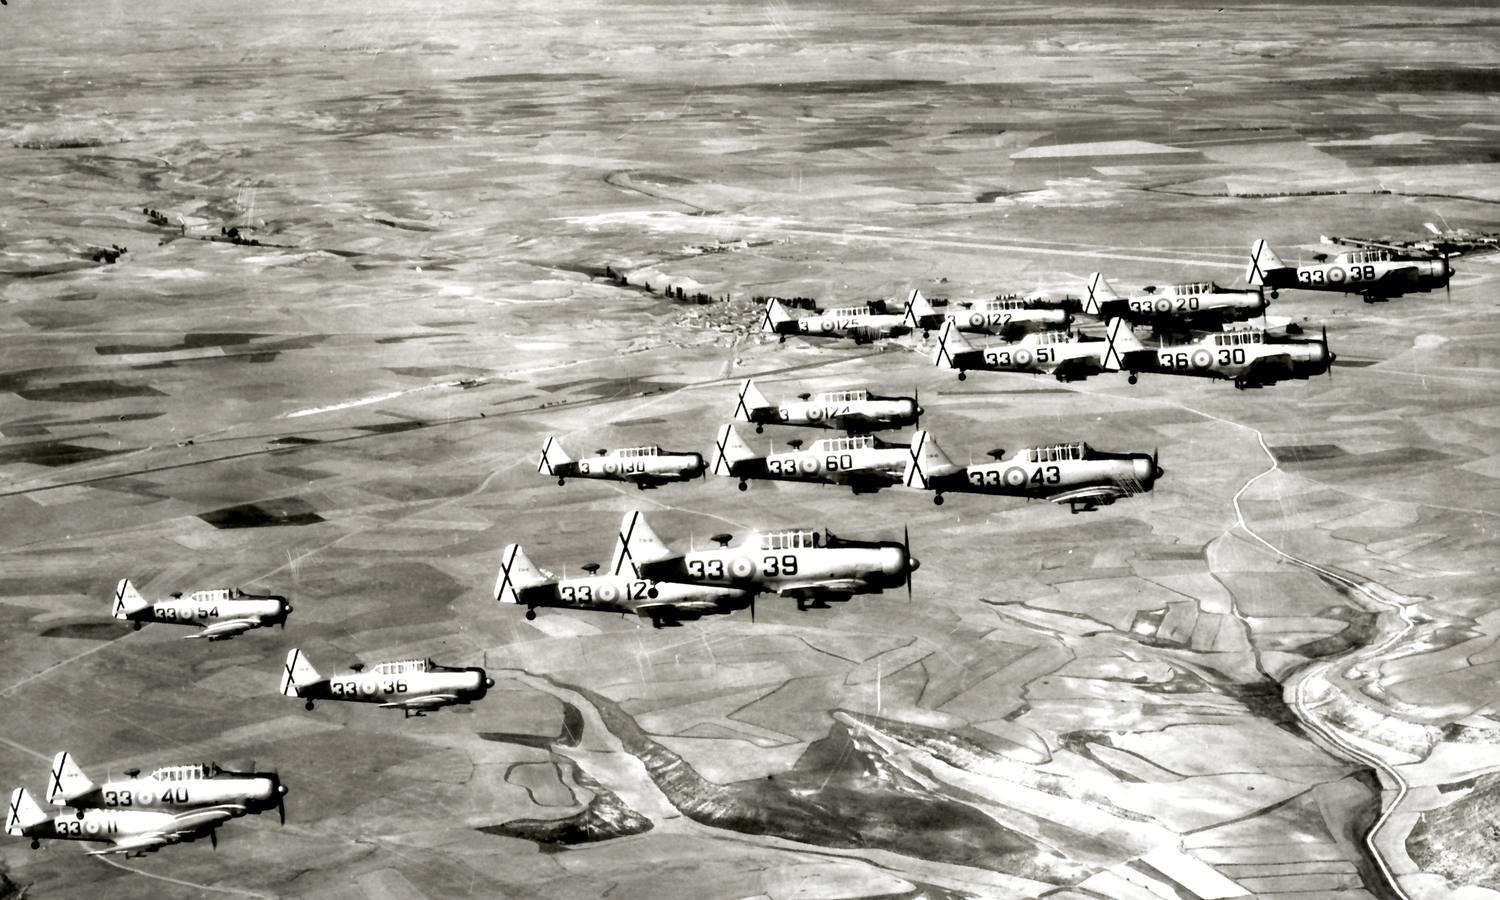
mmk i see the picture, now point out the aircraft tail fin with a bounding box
[710,424,756,477]
[760,298,795,335]
[6,788,48,836]
[279,648,323,697]
[47,752,96,807]
[902,289,937,331]
[495,544,548,605]
[1103,318,1146,371]
[732,379,772,423]
[1084,272,1121,316]
[537,436,572,475]
[111,579,150,619]
[933,319,975,369]
[609,510,675,577]
[903,430,961,489]
[1246,239,1287,287]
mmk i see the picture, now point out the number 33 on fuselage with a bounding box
[1247,239,1451,302]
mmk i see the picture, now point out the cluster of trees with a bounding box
[90,244,127,263]
[602,265,724,304]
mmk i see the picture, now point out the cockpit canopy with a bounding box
[824,305,868,318]
[1165,281,1214,295]
[374,659,432,676]
[810,435,875,453]
[1211,329,1264,347]
[1034,330,1071,346]
[1022,442,1087,464]
[150,763,220,782]
[980,297,1029,311]
[759,529,824,551]
[1339,249,1392,265]
[616,446,660,458]
[812,389,869,404]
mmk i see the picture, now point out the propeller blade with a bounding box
[278,795,286,825]
[210,830,218,850]
[914,387,921,426]
[904,525,913,602]
[750,593,756,624]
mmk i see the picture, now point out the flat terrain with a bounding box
[2,2,1500,899]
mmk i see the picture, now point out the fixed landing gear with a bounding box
[755,424,764,434]
[737,481,748,492]
[957,371,967,381]
[132,621,142,631]
[524,608,537,620]
[933,494,945,506]
[1127,373,1138,385]
[304,700,315,711]
[557,477,565,486]
[30,840,39,850]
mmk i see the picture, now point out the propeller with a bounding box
[903,525,916,602]
[1323,325,1335,378]
[1153,447,1164,481]
[913,387,922,426]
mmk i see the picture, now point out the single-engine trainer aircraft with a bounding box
[1107,319,1334,389]
[1082,273,1267,331]
[111,578,290,640]
[1246,238,1452,302]
[934,319,1119,382]
[711,424,911,493]
[7,786,232,856]
[47,753,286,823]
[901,430,1163,512]
[538,436,705,488]
[608,510,917,611]
[732,379,920,434]
[761,297,911,343]
[494,543,753,628]
[279,650,492,717]
[903,289,1070,339]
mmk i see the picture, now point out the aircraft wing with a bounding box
[1051,355,1105,380]
[380,694,459,710]
[1047,484,1128,506]
[1367,265,1422,295]
[827,468,900,492]
[184,618,258,640]
[1241,352,1296,384]
[88,834,171,856]
[773,579,866,598]
[622,473,669,488]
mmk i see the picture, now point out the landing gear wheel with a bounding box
[1127,373,1138,385]
[525,608,536,620]
[304,701,315,711]
[30,840,38,850]
[1234,378,1247,391]
[737,481,748,492]
[1269,290,1279,299]
[957,371,967,382]
[755,425,764,434]
[132,622,142,631]
[557,477,565,486]
[933,494,945,506]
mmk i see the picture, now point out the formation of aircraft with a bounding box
[111,578,291,640]
[733,378,919,433]
[1107,319,1334,389]
[608,510,917,611]
[7,754,285,857]
[903,289,1070,339]
[1247,238,1452,303]
[494,543,753,628]
[539,436,705,488]
[279,650,493,717]
[902,430,1162,512]
[761,297,912,343]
